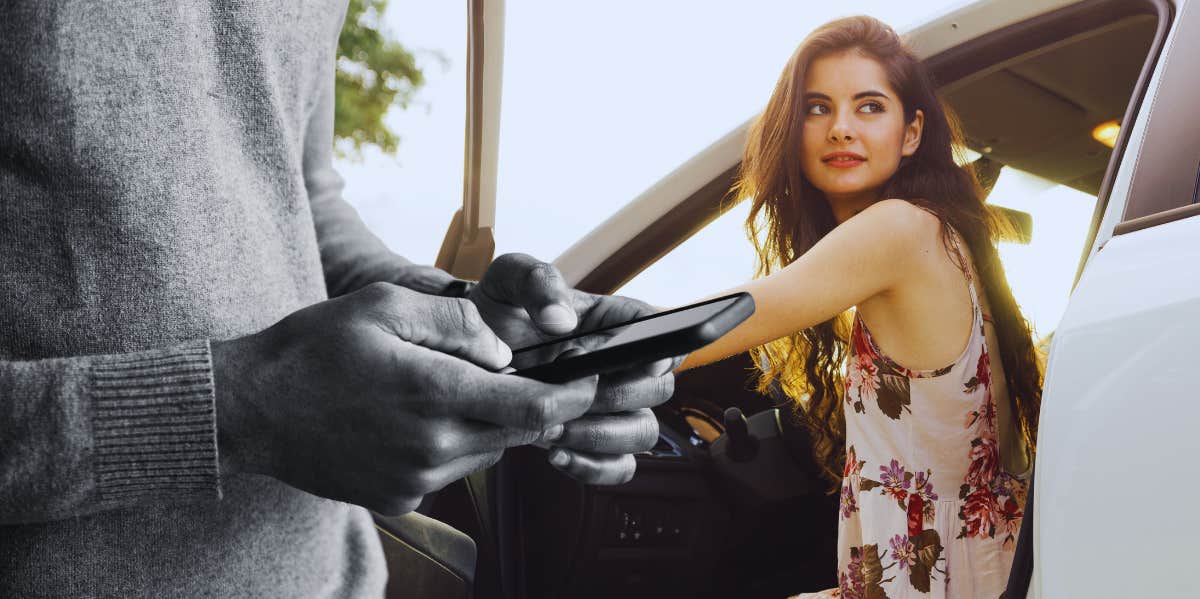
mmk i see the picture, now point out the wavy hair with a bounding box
[738,16,1044,488]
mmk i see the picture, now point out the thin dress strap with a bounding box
[945,229,982,323]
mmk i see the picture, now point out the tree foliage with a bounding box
[335,0,425,158]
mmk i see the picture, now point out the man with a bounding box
[0,2,676,596]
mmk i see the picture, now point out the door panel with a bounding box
[1032,214,1200,598]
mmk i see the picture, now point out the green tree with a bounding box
[335,0,427,158]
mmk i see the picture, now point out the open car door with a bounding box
[435,0,504,280]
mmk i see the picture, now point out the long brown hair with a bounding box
[738,16,1043,487]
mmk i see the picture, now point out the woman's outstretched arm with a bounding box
[679,199,941,371]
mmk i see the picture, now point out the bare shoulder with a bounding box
[860,198,940,229]
[849,199,943,253]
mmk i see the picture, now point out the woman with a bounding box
[679,16,1042,598]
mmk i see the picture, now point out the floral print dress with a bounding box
[822,233,1028,599]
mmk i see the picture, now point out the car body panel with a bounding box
[1031,213,1200,598]
[1031,0,1195,596]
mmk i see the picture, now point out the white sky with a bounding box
[335,1,1099,339]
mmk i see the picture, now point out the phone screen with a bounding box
[512,295,740,362]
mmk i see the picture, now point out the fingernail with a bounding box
[648,357,673,377]
[548,448,570,468]
[539,304,577,329]
[541,424,565,443]
[496,337,512,366]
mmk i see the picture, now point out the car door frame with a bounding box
[553,0,1168,297]
[435,0,504,280]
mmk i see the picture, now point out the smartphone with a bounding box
[511,292,755,383]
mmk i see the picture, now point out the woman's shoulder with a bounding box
[853,198,943,248]
[862,197,940,222]
[844,199,966,295]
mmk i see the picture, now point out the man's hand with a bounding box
[212,282,597,516]
[469,253,683,485]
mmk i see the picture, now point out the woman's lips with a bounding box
[824,158,864,169]
[822,152,866,168]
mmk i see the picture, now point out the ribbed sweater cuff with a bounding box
[89,340,220,504]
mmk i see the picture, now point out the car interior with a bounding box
[374,1,1167,598]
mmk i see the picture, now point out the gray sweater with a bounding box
[0,1,399,596]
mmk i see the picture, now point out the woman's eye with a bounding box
[806,104,829,116]
[859,101,885,114]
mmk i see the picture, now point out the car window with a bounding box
[616,166,1094,343]
[1114,0,1200,232]
[985,168,1097,341]
[615,201,754,309]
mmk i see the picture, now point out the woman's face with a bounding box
[799,50,923,215]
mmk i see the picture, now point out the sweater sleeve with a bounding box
[301,12,465,300]
[0,339,220,525]
[301,34,417,299]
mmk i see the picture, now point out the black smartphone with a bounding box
[511,292,755,383]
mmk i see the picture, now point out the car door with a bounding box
[435,0,503,279]
[1028,0,1200,596]
[544,1,1170,598]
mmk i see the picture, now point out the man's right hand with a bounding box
[211,282,597,516]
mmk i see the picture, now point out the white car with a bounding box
[379,0,1200,597]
